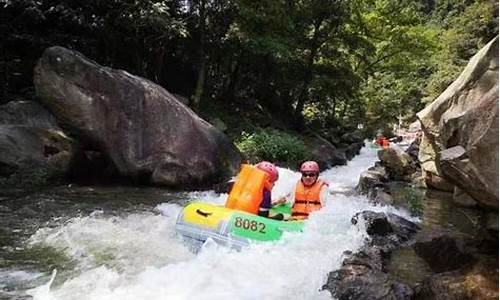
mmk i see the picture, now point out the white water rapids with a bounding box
[26,146,414,300]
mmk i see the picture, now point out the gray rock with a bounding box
[372,190,394,206]
[304,133,347,167]
[379,148,416,180]
[412,229,476,273]
[453,187,477,208]
[209,118,228,133]
[341,131,364,144]
[324,211,418,300]
[34,46,241,187]
[413,258,498,300]
[356,167,388,195]
[485,212,498,236]
[0,101,58,128]
[352,211,420,251]
[0,125,75,182]
[417,37,498,208]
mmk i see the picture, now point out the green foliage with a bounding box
[235,130,308,163]
[0,162,52,188]
[2,0,497,134]
[423,0,498,102]
[404,188,424,217]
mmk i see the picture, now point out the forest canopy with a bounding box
[1,0,498,135]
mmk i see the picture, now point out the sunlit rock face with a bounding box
[34,46,241,187]
[417,37,499,208]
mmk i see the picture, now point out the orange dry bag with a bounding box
[225,164,268,214]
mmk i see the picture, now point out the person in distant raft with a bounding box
[275,161,329,220]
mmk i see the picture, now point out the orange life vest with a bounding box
[225,164,273,214]
[292,180,326,220]
[382,138,390,148]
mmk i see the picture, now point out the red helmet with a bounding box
[300,161,319,173]
[256,161,279,183]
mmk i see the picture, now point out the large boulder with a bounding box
[379,148,416,180]
[356,165,388,195]
[304,133,347,168]
[418,135,455,192]
[34,46,241,187]
[417,37,499,207]
[405,136,421,163]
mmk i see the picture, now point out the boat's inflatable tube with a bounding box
[176,202,303,248]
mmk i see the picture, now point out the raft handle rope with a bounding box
[196,209,213,217]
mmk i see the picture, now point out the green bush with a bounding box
[235,129,308,163]
[404,189,424,217]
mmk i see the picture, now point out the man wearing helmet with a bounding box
[275,161,329,220]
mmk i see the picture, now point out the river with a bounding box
[2,146,416,300]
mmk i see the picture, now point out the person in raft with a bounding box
[254,161,285,219]
[274,161,329,220]
[226,161,284,220]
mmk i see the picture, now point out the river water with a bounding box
[1,146,417,300]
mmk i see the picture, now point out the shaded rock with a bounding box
[453,187,477,208]
[372,190,394,206]
[356,166,388,195]
[419,137,455,191]
[352,211,420,251]
[352,211,394,236]
[413,229,477,273]
[379,148,416,180]
[172,93,189,105]
[304,133,347,168]
[0,125,75,184]
[341,131,364,144]
[324,211,419,299]
[345,142,364,160]
[212,180,234,194]
[485,212,498,238]
[323,248,414,300]
[414,258,499,300]
[209,118,228,133]
[0,101,58,128]
[405,136,421,163]
[417,37,498,208]
[34,46,241,187]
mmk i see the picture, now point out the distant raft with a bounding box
[175,202,304,249]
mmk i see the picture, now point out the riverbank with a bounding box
[348,145,499,300]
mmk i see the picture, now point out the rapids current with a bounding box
[2,146,415,300]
